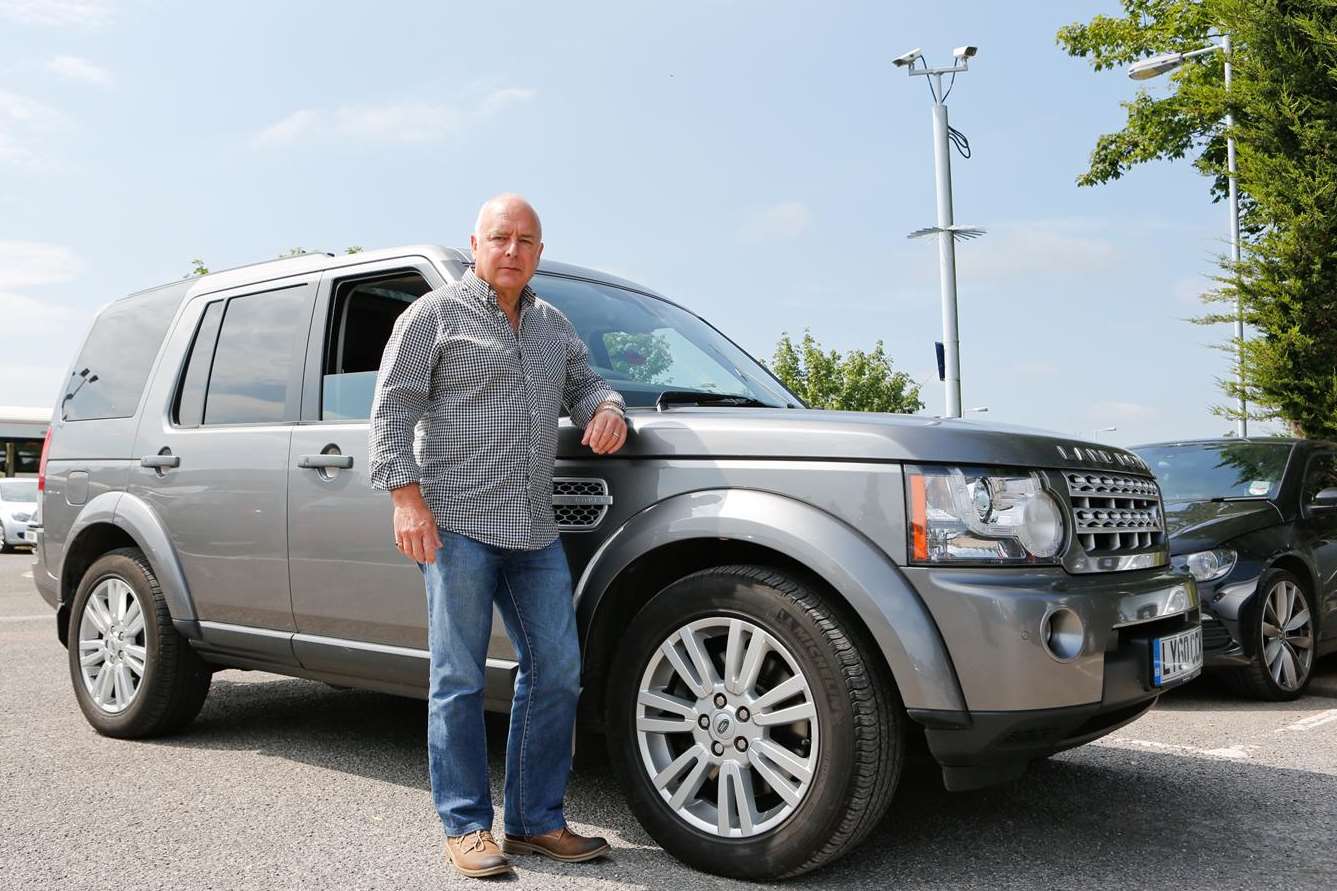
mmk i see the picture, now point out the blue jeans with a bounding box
[420,531,581,838]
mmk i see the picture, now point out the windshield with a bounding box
[529,274,800,409]
[1134,442,1294,502]
[0,479,38,502]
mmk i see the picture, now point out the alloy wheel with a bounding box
[635,616,819,838]
[1260,578,1313,692]
[77,576,147,713]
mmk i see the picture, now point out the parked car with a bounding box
[1133,437,1337,700]
[0,477,37,552]
[30,245,1202,880]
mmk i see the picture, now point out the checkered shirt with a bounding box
[368,269,624,550]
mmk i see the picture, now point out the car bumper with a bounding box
[2,518,32,546]
[1196,574,1260,668]
[903,565,1200,789]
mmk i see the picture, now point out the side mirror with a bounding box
[1311,487,1337,510]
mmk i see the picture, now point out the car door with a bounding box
[1296,450,1337,642]
[129,274,316,662]
[285,257,459,689]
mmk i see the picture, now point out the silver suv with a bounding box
[30,245,1202,880]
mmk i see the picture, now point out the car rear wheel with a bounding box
[1223,569,1315,701]
[606,565,902,880]
[68,548,212,737]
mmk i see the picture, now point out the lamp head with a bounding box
[893,48,923,68]
[1129,52,1185,80]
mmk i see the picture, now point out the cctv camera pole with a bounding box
[930,88,962,418]
[897,48,978,420]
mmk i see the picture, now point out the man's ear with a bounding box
[536,242,544,262]
[469,233,479,257]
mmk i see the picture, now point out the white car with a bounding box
[0,478,37,552]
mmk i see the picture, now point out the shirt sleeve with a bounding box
[368,298,441,491]
[561,318,624,428]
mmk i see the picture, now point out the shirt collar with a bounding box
[463,268,536,312]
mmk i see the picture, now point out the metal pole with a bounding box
[930,76,963,418]
[1225,34,1246,437]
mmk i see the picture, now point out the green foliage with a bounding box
[768,330,923,414]
[344,245,364,254]
[187,259,208,277]
[1060,0,1337,437]
[603,332,672,383]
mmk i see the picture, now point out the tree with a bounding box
[768,330,923,413]
[1059,0,1337,438]
[603,332,672,383]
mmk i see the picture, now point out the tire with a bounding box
[1221,568,1316,701]
[605,565,902,880]
[0,542,14,554]
[67,547,212,738]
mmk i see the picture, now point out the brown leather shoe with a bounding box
[444,830,513,878]
[502,826,610,863]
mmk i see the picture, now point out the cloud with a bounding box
[479,87,537,116]
[47,54,112,87]
[249,108,320,148]
[0,0,114,26]
[0,241,82,289]
[953,220,1117,281]
[740,201,812,242]
[250,88,536,149]
[0,88,71,167]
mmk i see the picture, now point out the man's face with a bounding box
[470,202,543,297]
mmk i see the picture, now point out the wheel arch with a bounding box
[58,492,196,647]
[574,488,967,719]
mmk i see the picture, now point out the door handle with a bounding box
[140,454,180,469]
[298,454,354,469]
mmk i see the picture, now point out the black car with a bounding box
[1132,438,1337,700]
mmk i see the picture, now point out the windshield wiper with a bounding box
[655,390,775,411]
[1208,495,1268,502]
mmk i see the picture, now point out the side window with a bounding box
[173,301,224,427]
[321,271,432,420]
[1302,454,1337,504]
[203,287,308,425]
[63,282,187,421]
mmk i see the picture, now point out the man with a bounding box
[369,194,628,878]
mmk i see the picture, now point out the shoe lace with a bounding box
[461,830,495,854]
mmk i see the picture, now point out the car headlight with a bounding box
[9,511,31,524]
[1172,548,1237,583]
[906,465,1066,564]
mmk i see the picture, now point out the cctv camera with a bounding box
[893,48,923,68]
[953,45,978,59]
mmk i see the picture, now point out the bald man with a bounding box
[370,195,626,878]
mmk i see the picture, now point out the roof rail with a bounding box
[198,249,336,279]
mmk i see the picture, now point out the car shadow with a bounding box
[146,669,1336,887]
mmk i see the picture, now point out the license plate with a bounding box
[23,529,35,543]
[1152,625,1203,687]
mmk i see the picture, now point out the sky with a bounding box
[0,0,1281,447]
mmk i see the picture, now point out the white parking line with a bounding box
[1092,736,1256,760]
[0,614,51,624]
[20,571,32,579]
[1278,709,1337,733]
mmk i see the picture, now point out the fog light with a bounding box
[1041,607,1085,662]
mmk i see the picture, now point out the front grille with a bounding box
[552,477,612,530]
[1064,471,1166,555]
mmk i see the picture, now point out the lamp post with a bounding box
[895,45,985,419]
[1129,36,1246,437]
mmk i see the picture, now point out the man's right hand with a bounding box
[390,484,442,564]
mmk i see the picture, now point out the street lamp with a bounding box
[1129,36,1246,437]
[968,405,989,413]
[895,45,986,420]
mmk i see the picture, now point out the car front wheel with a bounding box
[68,548,212,737]
[606,564,902,880]
[1224,568,1316,701]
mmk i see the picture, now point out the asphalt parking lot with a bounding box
[2,548,1335,890]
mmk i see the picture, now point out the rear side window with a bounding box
[321,271,431,420]
[173,286,308,426]
[204,288,308,425]
[62,283,186,421]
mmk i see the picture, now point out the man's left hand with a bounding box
[582,408,627,455]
